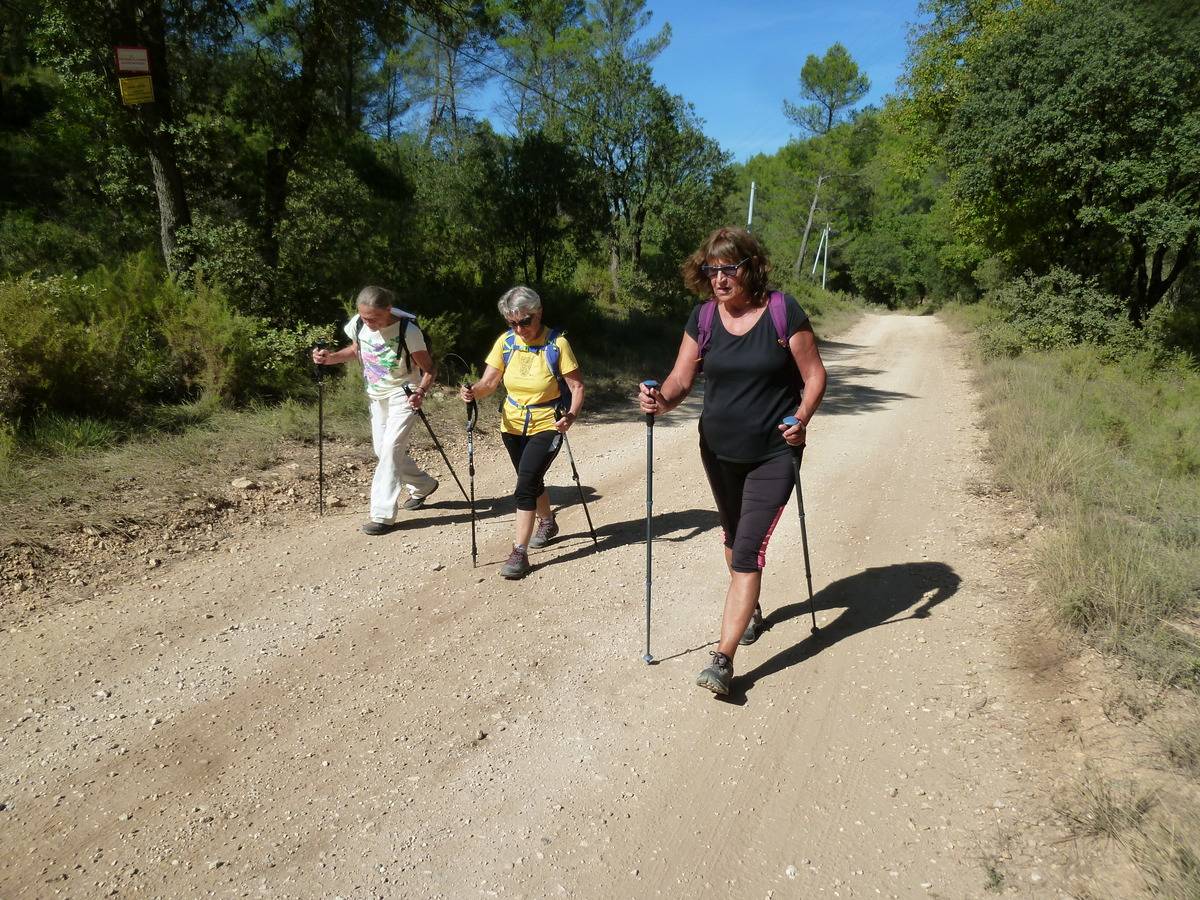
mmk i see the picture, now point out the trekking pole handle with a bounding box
[465,392,478,430]
[781,416,807,454]
[641,380,660,427]
[312,340,329,381]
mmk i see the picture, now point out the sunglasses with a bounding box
[700,258,749,279]
[506,313,536,328]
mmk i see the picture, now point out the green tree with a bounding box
[946,0,1200,321]
[783,41,870,137]
[489,0,591,135]
[782,43,871,278]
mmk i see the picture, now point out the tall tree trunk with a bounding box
[792,173,824,279]
[112,0,191,271]
[261,1,325,274]
[145,125,190,270]
[631,205,646,267]
[609,240,620,298]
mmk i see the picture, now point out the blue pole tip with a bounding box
[642,654,654,664]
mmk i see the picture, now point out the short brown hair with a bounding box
[681,227,772,302]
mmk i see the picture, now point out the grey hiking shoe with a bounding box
[362,521,394,536]
[696,651,734,695]
[500,546,531,579]
[528,516,559,549]
[403,480,438,510]
[739,605,765,646]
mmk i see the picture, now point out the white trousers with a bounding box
[368,394,438,524]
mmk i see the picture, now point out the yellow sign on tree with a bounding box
[119,76,154,106]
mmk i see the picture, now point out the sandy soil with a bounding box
[2,314,1098,898]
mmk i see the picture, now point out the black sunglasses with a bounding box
[699,258,749,278]
[506,313,536,328]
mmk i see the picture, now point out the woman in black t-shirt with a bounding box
[638,227,827,696]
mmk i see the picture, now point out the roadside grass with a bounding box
[943,301,1200,895]
[942,308,1200,687]
[1053,770,1158,846]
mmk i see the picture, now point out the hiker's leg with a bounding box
[699,435,744,565]
[717,570,763,658]
[535,489,553,520]
[387,396,436,500]
[510,431,562,547]
[717,453,795,654]
[368,396,406,524]
[728,452,795,574]
[700,437,759,656]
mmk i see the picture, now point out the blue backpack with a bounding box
[501,327,570,432]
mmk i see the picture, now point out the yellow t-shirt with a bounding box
[485,328,580,435]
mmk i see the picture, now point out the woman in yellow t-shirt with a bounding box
[459,286,585,580]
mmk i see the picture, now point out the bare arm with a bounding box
[311,342,358,366]
[637,331,701,415]
[778,323,827,446]
[555,369,585,432]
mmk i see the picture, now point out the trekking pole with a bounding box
[560,432,598,546]
[782,416,819,634]
[642,380,660,664]
[466,396,478,568]
[312,342,328,517]
[402,384,470,502]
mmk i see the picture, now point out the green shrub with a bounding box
[0,214,104,277]
[174,216,271,315]
[978,320,1025,359]
[987,268,1148,356]
[156,276,261,403]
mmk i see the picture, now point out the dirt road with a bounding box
[2,314,1082,898]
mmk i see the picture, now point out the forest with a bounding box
[1,0,1198,436]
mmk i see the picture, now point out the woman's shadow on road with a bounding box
[722,561,961,702]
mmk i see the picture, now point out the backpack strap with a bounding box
[768,291,789,347]
[696,294,786,366]
[501,328,569,431]
[501,329,518,368]
[695,300,718,370]
[354,311,419,371]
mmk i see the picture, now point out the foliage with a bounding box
[945,0,1200,322]
[783,42,870,136]
[986,268,1146,358]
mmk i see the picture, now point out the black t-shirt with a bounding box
[685,293,809,462]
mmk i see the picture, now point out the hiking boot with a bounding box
[696,651,734,695]
[362,520,394,536]
[403,480,438,510]
[528,516,559,549]
[500,546,531,580]
[739,605,765,646]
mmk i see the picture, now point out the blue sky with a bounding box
[649,0,921,161]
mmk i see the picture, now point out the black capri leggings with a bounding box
[700,439,798,573]
[502,430,564,511]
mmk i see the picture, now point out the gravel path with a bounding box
[1,314,1084,898]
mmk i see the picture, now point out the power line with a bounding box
[397,0,604,135]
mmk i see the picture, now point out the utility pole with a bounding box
[810,225,827,277]
[821,226,830,289]
[746,181,756,231]
[792,173,825,278]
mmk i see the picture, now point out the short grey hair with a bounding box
[356,285,396,310]
[497,285,542,318]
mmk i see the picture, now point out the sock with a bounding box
[514,544,527,553]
